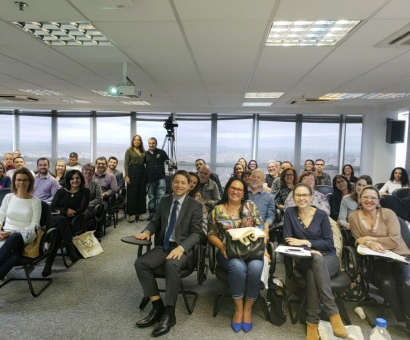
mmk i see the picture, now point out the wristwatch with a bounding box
[307,241,312,248]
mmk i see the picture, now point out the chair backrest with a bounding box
[398,217,410,250]
[393,187,410,200]
[316,185,334,195]
[94,203,104,219]
[40,201,51,230]
[401,197,410,223]
[374,183,384,190]
[380,195,402,217]
[0,188,11,206]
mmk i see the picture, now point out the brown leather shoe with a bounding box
[306,323,319,340]
[128,215,135,223]
[329,314,348,338]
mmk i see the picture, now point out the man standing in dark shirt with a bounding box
[146,137,169,221]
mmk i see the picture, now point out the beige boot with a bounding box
[306,323,319,340]
[329,314,348,338]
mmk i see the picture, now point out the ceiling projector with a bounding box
[108,85,141,97]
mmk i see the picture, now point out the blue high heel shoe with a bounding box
[231,320,242,333]
[242,321,253,333]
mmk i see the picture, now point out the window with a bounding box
[344,122,362,169]
[136,120,166,149]
[0,115,12,156]
[20,116,52,169]
[58,117,91,163]
[97,116,130,173]
[177,120,211,167]
[258,121,296,168]
[301,123,340,170]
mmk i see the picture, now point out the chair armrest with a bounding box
[71,213,86,234]
[40,228,58,257]
[209,242,216,274]
[267,242,276,275]
[342,246,358,279]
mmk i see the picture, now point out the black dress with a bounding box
[124,149,146,216]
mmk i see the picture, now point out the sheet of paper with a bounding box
[357,245,409,264]
[275,245,311,257]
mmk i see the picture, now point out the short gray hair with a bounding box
[82,163,95,172]
[266,160,276,168]
[252,168,265,178]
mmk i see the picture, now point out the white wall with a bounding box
[361,109,397,184]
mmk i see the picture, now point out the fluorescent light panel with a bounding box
[120,101,151,105]
[319,93,367,100]
[92,90,128,99]
[56,99,91,104]
[242,102,272,107]
[19,89,63,96]
[266,20,360,46]
[245,92,284,99]
[11,21,111,46]
[362,93,410,100]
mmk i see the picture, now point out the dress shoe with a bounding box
[135,308,164,328]
[242,321,253,333]
[231,320,242,333]
[151,314,176,337]
[128,215,135,223]
[329,314,347,339]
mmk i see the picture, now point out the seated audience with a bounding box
[54,159,67,186]
[304,159,315,173]
[242,170,252,187]
[208,177,267,333]
[198,165,220,212]
[0,161,11,189]
[329,175,352,221]
[13,150,21,158]
[264,160,279,189]
[342,164,358,184]
[42,170,90,277]
[248,169,275,232]
[337,175,373,229]
[33,158,60,202]
[6,157,34,178]
[248,160,258,171]
[237,158,248,171]
[3,153,14,171]
[275,167,298,211]
[66,152,83,172]
[134,170,202,337]
[232,163,245,179]
[107,156,125,190]
[349,185,410,329]
[284,183,347,340]
[194,159,223,196]
[0,168,41,282]
[82,163,103,237]
[380,167,409,194]
[284,171,330,215]
[314,159,331,186]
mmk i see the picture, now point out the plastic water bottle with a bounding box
[369,318,392,340]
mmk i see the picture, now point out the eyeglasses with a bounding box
[294,194,311,199]
[16,179,29,183]
[229,186,244,193]
[336,180,346,184]
[302,177,315,182]
[285,174,294,177]
[315,163,324,166]
[84,169,94,172]
[361,196,378,201]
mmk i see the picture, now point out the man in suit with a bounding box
[134,170,203,337]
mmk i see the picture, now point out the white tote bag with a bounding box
[73,231,103,258]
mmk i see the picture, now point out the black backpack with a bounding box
[265,276,288,326]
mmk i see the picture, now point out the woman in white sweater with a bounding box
[380,167,409,195]
[0,168,41,281]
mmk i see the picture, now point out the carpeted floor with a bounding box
[0,215,409,340]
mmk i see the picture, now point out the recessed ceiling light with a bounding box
[19,89,63,96]
[11,21,111,46]
[56,99,91,104]
[266,20,360,46]
[319,93,367,100]
[245,92,284,99]
[242,102,272,107]
[120,101,151,105]
[361,93,410,100]
[92,90,128,98]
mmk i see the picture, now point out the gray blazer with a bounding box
[87,179,103,209]
[143,194,203,256]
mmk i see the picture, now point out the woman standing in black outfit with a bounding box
[43,170,90,277]
[124,135,146,223]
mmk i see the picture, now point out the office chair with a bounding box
[380,195,402,218]
[393,187,410,200]
[316,185,334,195]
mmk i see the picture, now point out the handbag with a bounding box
[226,227,265,260]
[22,229,44,258]
[72,231,103,258]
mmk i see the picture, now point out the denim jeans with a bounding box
[216,251,263,301]
[0,232,24,279]
[148,178,166,213]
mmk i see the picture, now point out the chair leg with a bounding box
[0,266,53,297]
[288,293,308,324]
[139,297,150,310]
[59,245,75,268]
[335,293,351,325]
[157,283,198,315]
[213,283,230,317]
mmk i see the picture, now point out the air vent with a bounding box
[0,95,42,102]
[287,98,336,106]
[375,23,410,48]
